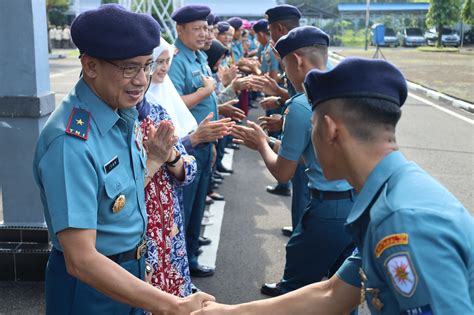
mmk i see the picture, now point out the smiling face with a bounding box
[177,20,208,51]
[82,54,153,110]
[152,49,171,84]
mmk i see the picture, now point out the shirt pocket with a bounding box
[191,70,203,89]
[98,166,134,223]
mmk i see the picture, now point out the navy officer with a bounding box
[33,4,214,314]
[231,26,355,297]
[193,58,474,314]
[168,4,218,277]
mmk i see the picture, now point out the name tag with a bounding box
[104,156,119,174]
[192,70,201,77]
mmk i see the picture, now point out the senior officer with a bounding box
[168,4,218,277]
[33,4,214,314]
[232,27,354,297]
[192,58,474,315]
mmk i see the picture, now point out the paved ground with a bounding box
[0,53,472,314]
[335,47,474,103]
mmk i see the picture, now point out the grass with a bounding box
[417,46,460,53]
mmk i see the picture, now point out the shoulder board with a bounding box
[65,108,91,140]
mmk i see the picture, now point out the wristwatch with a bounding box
[267,137,277,150]
[165,149,181,167]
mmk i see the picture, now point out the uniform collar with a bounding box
[175,38,198,63]
[75,78,129,136]
[346,151,408,224]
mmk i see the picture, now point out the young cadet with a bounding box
[232,26,355,297]
[33,4,213,314]
[193,58,474,315]
[168,4,218,277]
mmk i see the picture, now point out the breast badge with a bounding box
[112,194,126,213]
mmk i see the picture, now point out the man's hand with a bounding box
[259,96,280,111]
[258,114,283,133]
[260,74,281,96]
[220,65,238,87]
[146,120,178,165]
[190,112,235,146]
[191,301,238,315]
[231,121,267,151]
[218,99,246,121]
[179,292,216,314]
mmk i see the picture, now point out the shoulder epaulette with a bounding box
[65,107,91,140]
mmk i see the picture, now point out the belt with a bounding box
[310,188,353,201]
[107,239,147,263]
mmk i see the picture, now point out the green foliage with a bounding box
[426,0,461,46]
[462,0,474,25]
[334,29,366,47]
[46,0,70,27]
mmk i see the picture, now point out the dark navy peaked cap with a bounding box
[227,17,243,30]
[213,15,220,25]
[275,26,329,59]
[252,19,268,33]
[304,57,408,109]
[171,4,210,24]
[265,4,301,24]
[71,4,160,60]
[217,22,231,34]
[207,13,215,26]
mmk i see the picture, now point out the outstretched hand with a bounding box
[179,292,216,314]
[218,99,246,121]
[231,120,267,151]
[145,120,178,165]
[190,301,238,315]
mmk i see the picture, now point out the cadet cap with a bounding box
[304,57,408,110]
[171,4,210,24]
[275,26,329,59]
[252,19,269,33]
[71,4,160,60]
[227,17,243,30]
[265,4,301,24]
[217,22,231,34]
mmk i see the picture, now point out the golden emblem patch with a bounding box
[375,233,408,257]
[112,194,126,213]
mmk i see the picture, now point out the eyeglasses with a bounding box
[155,58,171,66]
[104,60,157,78]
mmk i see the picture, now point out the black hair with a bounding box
[276,18,300,31]
[316,97,402,141]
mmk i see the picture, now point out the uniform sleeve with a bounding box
[37,136,98,234]
[171,137,197,187]
[168,58,186,96]
[269,50,280,73]
[374,208,474,314]
[335,248,362,288]
[278,104,311,161]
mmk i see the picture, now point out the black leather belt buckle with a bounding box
[136,240,146,260]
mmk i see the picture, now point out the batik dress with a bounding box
[141,103,196,297]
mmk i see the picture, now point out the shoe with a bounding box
[281,226,293,237]
[213,172,224,180]
[201,217,214,226]
[198,236,212,246]
[191,283,201,293]
[226,143,240,150]
[190,265,215,277]
[205,196,214,205]
[208,192,225,201]
[266,185,291,197]
[196,248,203,256]
[212,177,223,185]
[203,210,214,218]
[261,282,283,297]
[212,183,219,190]
[217,165,234,174]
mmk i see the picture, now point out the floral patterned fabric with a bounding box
[141,103,197,297]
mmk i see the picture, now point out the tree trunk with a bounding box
[437,24,443,48]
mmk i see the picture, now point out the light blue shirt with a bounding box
[336,151,474,314]
[33,78,147,256]
[169,38,219,124]
[260,42,280,74]
[278,93,352,192]
[231,40,244,63]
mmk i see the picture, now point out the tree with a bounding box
[46,0,70,53]
[462,0,474,25]
[426,0,461,47]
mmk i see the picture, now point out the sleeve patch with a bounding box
[65,108,91,140]
[400,304,433,315]
[385,252,418,297]
[375,233,408,257]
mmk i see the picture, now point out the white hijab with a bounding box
[146,38,198,138]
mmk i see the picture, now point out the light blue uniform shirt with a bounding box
[169,38,219,124]
[261,42,280,74]
[278,93,352,192]
[33,79,147,256]
[336,151,474,314]
[231,40,244,63]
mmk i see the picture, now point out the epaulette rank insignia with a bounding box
[66,108,91,140]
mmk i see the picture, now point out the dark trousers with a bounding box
[280,192,355,293]
[45,248,144,315]
[290,164,310,230]
[183,144,212,268]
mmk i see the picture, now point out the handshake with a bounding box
[170,292,235,315]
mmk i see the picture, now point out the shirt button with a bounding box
[116,182,121,190]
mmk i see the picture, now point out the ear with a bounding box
[176,24,184,36]
[293,53,304,69]
[323,114,338,145]
[81,55,98,79]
